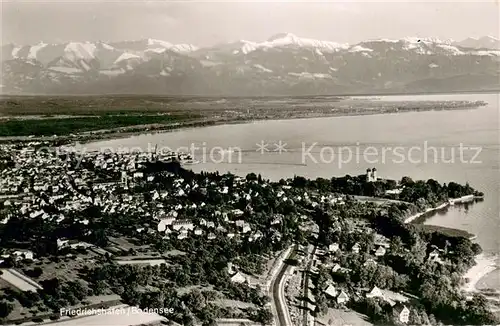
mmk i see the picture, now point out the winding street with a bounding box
[270,246,295,326]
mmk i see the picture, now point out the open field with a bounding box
[215,318,262,326]
[0,268,42,292]
[0,96,218,116]
[19,254,99,285]
[213,299,257,310]
[114,258,168,266]
[416,224,475,239]
[0,114,199,137]
[315,308,372,326]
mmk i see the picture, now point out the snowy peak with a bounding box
[147,38,173,48]
[357,37,473,56]
[169,44,199,53]
[366,37,453,45]
[114,52,141,64]
[64,42,97,61]
[266,32,299,42]
[454,36,500,49]
[402,37,453,44]
[107,39,198,54]
[242,33,349,53]
[145,39,198,53]
[348,45,374,53]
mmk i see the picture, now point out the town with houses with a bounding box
[0,141,495,326]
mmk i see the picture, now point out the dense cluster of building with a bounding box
[0,142,453,326]
[0,142,346,257]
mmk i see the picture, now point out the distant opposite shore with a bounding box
[0,94,488,143]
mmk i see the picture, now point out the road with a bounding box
[270,246,295,326]
[303,245,317,326]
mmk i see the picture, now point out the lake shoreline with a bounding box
[462,253,499,293]
[404,195,476,225]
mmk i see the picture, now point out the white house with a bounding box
[324,284,337,298]
[375,246,387,257]
[158,217,176,232]
[172,220,194,231]
[230,272,247,284]
[271,215,282,225]
[385,188,403,195]
[13,250,34,261]
[374,234,391,248]
[231,209,244,216]
[328,243,339,252]
[57,239,69,248]
[366,286,384,299]
[242,224,251,234]
[332,263,342,273]
[427,249,441,263]
[395,305,411,324]
[227,262,236,275]
[351,243,360,254]
[364,258,378,267]
[337,290,349,304]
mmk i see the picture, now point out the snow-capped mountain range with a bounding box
[454,36,500,50]
[2,34,499,95]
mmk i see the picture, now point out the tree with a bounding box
[464,293,498,325]
[390,236,405,256]
[401,176,414,185]
[428,313,437,325]
[409,309,423,325]
[183,314,195,326]
[255,308,273,324]
[0,300,13,318]
[315,294,328,316]
[246,173,257,181]
[184,289,206,312]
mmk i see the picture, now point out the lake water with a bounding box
[87,92,500,289]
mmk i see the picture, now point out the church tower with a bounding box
[121,171,129,189]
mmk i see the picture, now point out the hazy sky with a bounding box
[2,0,499,46]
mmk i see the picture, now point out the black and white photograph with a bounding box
[0,1,499,325]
